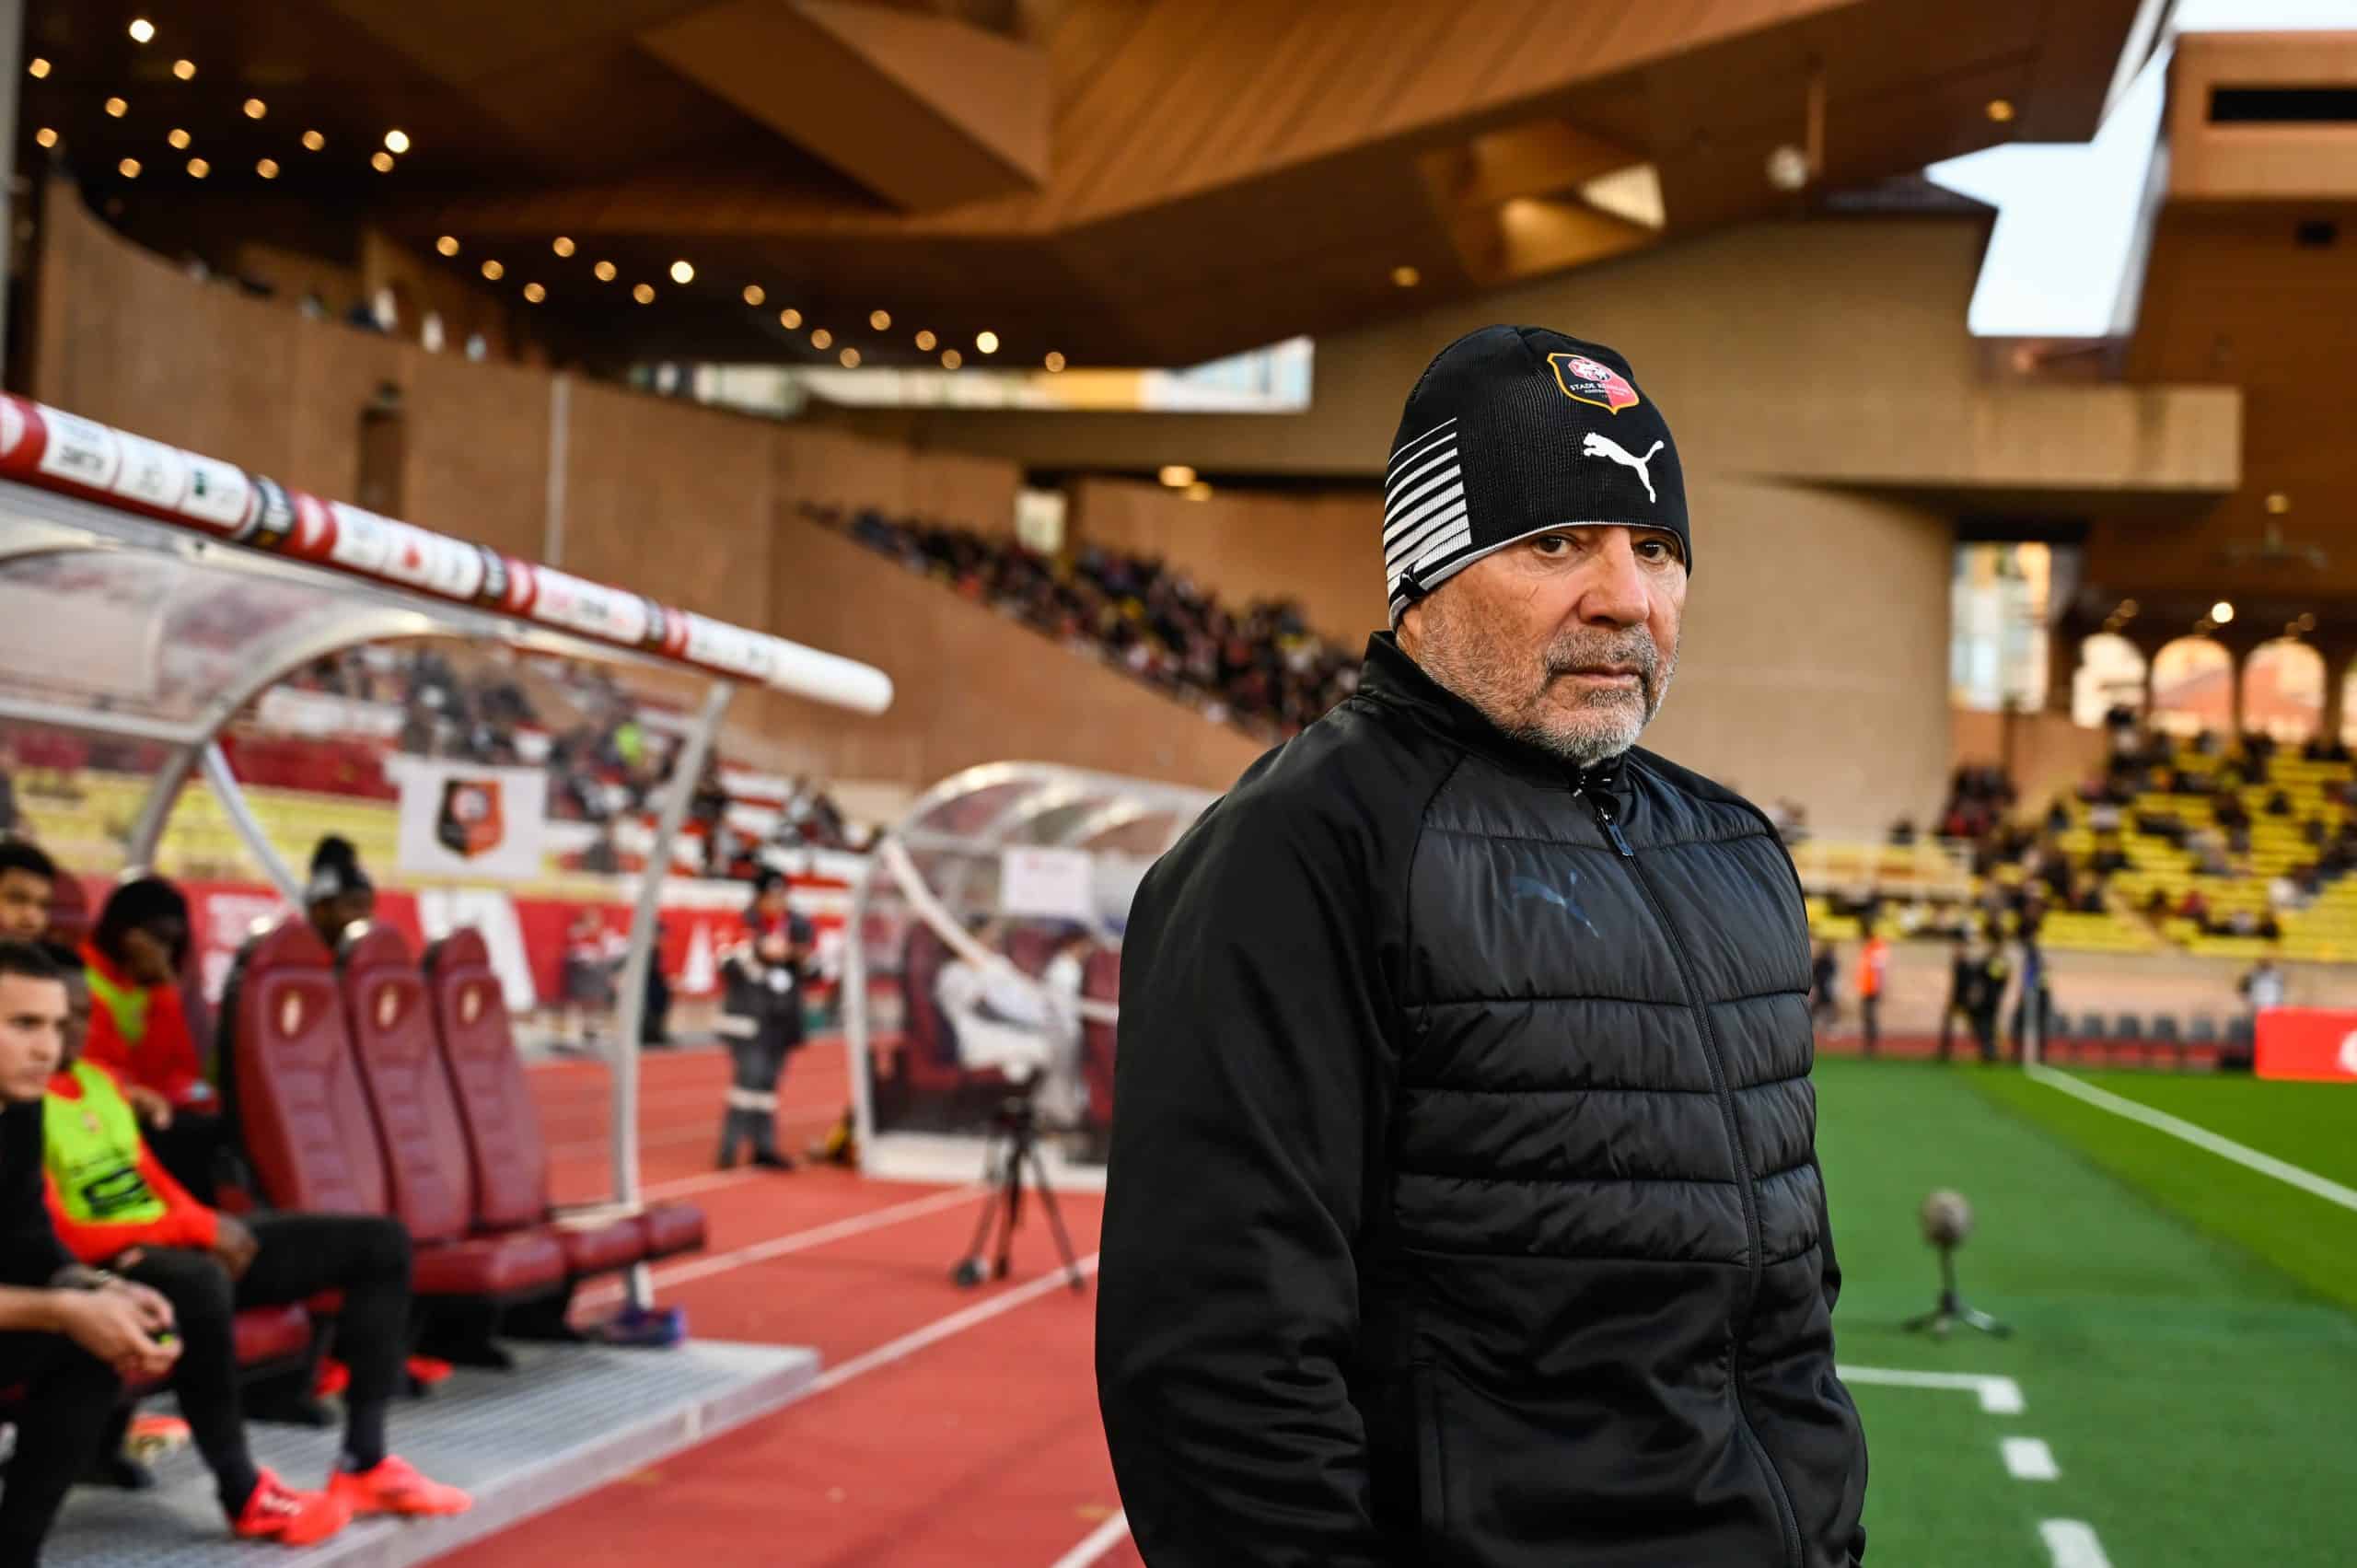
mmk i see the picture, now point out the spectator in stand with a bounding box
[42,947,469,1545]
[1856,924,1888,1058]
[0,841,57,941]
[2090,836,2131,877]
[1887,817,1917,847]
[79,878,224,1201]
[2264,786,2293,818]
[0,940,182,1568]
[304,836,375,953]
[2043,796,2070,835]
[580,828,621,876]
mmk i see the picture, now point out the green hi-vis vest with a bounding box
[43,1060,166,1229]
[86,960,152,1044]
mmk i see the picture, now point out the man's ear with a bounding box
[1396,598,1428,656]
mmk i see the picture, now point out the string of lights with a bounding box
[31,15,1074,371]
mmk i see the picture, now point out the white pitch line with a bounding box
[808,1252,1100,1395]
[2040,1519,2114,1568]
[570,1186,981,1309]
[1836,1365,2025,1414]
[1046,1510,1131,1568]
[2003,1436,2060,1481]
[2026,1063,2357,1213]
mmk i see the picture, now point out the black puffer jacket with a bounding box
[1098,633,1867,1568]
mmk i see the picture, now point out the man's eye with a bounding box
[1530,535,1573,557]
[1635,539,1674,563]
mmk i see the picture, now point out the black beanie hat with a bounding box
[306,834,372,904]
[1383,325,1688,623]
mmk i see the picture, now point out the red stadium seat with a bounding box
[42,871,91,948]
[423,928,704,1271]
[338,923,566,1301]
[227,919,389,1216]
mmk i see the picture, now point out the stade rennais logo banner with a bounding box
[388,757,549,882]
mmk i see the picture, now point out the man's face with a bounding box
[120,921,182,987]
[1399,524,1686,767]
[0,869,53,940]
[0,973,66,1102]
[311,889,374,947]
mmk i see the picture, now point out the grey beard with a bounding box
[1504,716,1639,768]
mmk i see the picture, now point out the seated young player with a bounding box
[0,841,60,942]
[77,877,223,1197]
[41,949,470,1547]
[0,938,180,1568]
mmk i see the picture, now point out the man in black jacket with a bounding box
[1097,326,1868,1567]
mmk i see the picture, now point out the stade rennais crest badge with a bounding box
[436,778,506,860]
[1547,352,1641,415]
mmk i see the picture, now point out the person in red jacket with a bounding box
[79,877,223,1199]
[44,949,471,1547]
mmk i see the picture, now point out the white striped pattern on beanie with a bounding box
[1382,416,1473,617]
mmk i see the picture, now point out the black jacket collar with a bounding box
[1355,633,1629,798]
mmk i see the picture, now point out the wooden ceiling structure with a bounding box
[23,0,2142,370]
[2070,29,2357,650]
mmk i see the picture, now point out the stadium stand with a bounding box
[831,505,1359,742]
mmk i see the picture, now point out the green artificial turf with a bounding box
[1815,1058,2357,1568]
[1968,1065,2357,1317]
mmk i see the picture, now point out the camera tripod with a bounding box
[951,1086,1087,1293]
[1903,1242,2011,1339]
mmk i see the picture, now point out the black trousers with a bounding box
[143,1110,226,1204]
[119,1213,411,1506]
[1969,1005,2002,1063]
[0,1331,122,1566]
[717,1030,798,1162]
[1860,994,1881,1056]
[1937,995,1965,1061]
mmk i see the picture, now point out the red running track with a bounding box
[443,1042,1132,1568]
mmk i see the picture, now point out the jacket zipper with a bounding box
[1581,785,1805,1568]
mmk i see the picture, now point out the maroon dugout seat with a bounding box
[423,928,704,1270]
[228,919,389,1217]
[334,924,564,1301]
[41,869,92,948]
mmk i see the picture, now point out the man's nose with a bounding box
[1576,532,1650,626]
